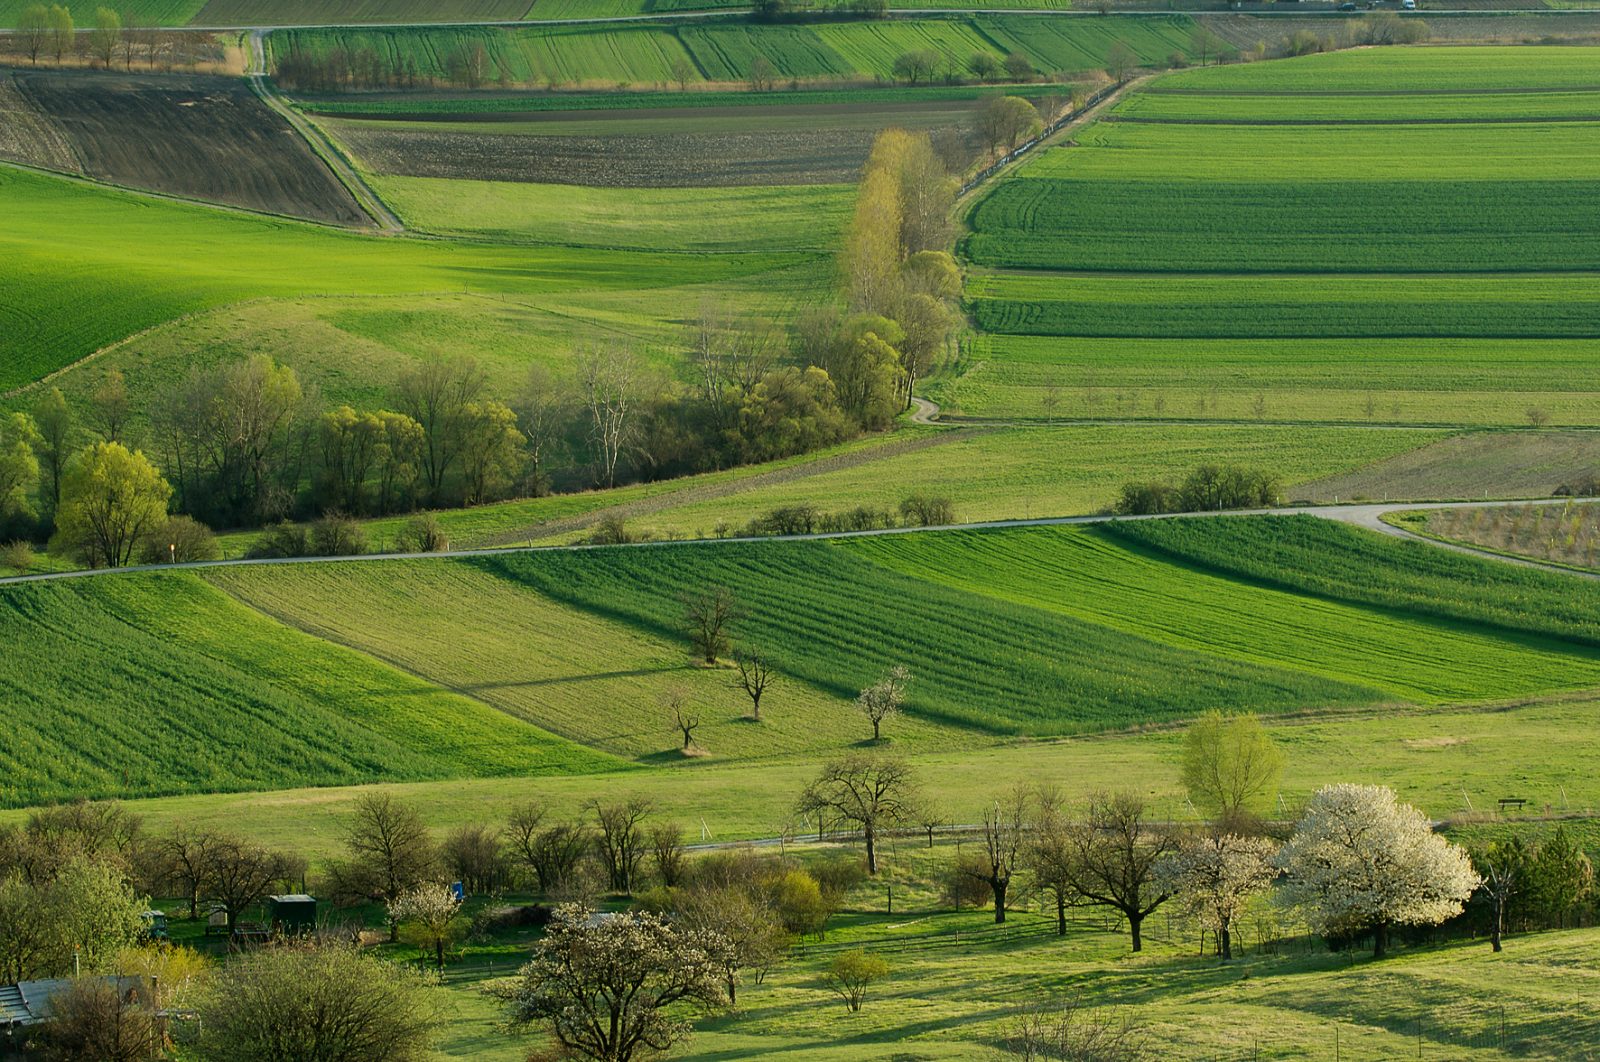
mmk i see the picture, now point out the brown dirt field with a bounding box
[7,67,369,224]
[328,102,982,186]
[0,71,78,173]
[1298,431,1600,504]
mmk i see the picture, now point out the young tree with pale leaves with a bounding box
[1275,784,1479,958]
[1157,833,1278,959]
[1181,710,1283,829]
[856,664,910,742]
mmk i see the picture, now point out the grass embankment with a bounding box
[951,47,1600,428]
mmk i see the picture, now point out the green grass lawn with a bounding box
[1115,87,1600,122]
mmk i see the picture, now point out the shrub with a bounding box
[311,512,366,556]
[824,949,888,1012]
[1179,466,1280,512]
[1114,482,1183,516]
[1,539,35,575]
[246,521,310,560]
[752,505,822,536]
[138,515,220,565]
[899,495,955,527]
[396,513,450,554]
[587,514,633,545]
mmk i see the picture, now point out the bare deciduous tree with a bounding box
[1060,792,1179,952]
[795,754,918,875]
[333,793,437,941]
[960,786,1030,924]
[683,585,741,665]
[577,344,642,489]
[589,798,652,894]
[732,645,776,721]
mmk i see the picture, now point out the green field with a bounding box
[967,272,1600,339]
[269,15,1197,88]
[1151,44,1600,93]
[14,515,1600,805]
[366,174,853,250]
[1115,88,1600,122]
[954,47,1600,428]
[0,571,617,807]
[965,179,1600,273]
[0,165,810,392]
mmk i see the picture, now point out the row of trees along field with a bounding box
[0,295,923,567]
[3,713,1594,1060]
[9,5,209,72]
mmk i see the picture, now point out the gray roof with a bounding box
[270,894,315,903]
[1,978,149,1027]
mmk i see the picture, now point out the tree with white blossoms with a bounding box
[499,904,734,1062]
[1275,784,1479,959]
[389,882,465,969]
[1157,834,1278,960]
[856,664,910,742]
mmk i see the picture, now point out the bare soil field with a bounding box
[326,99,982,186]
[3,67,368,224]
[0,72,78,173]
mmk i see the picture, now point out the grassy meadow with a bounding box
[952,47,1600,429]
[0,165,808,392]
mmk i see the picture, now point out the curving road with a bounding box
[3,497,1595,588]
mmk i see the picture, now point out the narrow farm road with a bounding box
[246,31,404,233]
[5,498,1597,588]
[908,396,941,424]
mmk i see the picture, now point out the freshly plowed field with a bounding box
[8,68,368,225]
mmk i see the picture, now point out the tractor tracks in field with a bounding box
[246,31,404,233]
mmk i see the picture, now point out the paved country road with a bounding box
[3,496,1596,588]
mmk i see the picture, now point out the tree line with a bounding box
[0,301,913,570]
[10,5,209,73]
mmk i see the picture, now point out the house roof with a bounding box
[1,978,150,1027]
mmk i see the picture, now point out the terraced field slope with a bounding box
[945,47,1600,428]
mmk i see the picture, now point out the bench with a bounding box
[1497,798,1528,813]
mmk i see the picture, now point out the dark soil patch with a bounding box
[10,67,368,225]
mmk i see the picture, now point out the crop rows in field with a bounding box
[1103,515,1600,649]
[1020,121,1600,182]
[1114,89,1600,123]
[1151,45,1600,93]
[8,69,369,225]
[269,15,1195,89]
[964,178,1600,273]
[0,573,615,808]
[328,117,891,186]
[967,272,1600,340]
[958,47,1600,426]
[844,524,1600,703]
[934,335,1600,426]
[0,0,203,22]
[477,539,1379,737]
